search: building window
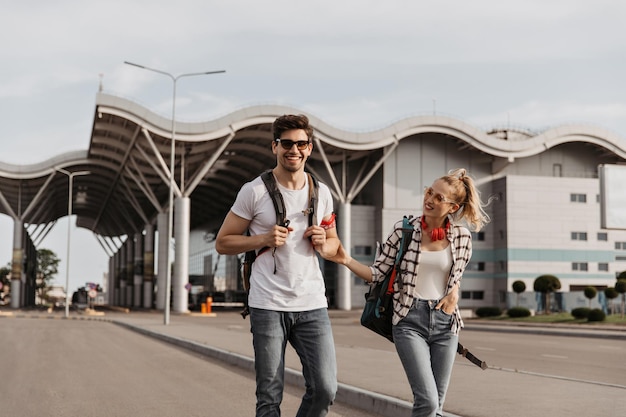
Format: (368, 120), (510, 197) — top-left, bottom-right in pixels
(571, 232), (587, 241)
(570, 193), (586, 203)
(597, 232), (608, 241)
(598, 263), (609, 271)
(572, 262), (588, 271)
(467, 262), (485, 271)
(553, 163), (562, 177)
(471, 232), (485, 241)
(461, 291), (484, 300)
(616, 242), (626, 250)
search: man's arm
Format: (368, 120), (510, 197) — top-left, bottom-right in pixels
(215, 211), (292, 255)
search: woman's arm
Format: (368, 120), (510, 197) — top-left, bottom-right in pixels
(321, 242), (373, 282)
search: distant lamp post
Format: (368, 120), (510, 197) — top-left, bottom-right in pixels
(57, 169), (90, 318)
(124, 61), (225, 325)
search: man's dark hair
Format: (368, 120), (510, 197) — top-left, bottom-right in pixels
(272, 114), (313, 141)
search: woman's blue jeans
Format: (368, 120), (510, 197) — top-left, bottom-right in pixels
(393, 299), (459, 417)
(250, 307), (337, 417)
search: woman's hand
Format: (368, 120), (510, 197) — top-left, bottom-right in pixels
(436, 283), (459, 314)
(319, 241), (350, 265)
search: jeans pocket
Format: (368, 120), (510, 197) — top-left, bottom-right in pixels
(435, 308), (453, 328)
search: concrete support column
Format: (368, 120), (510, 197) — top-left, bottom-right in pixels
(156, 212), (169, 311)
(173, 197), (190, 313)
(108, 255), (115, 306)
(133, 232), (143, 308)
(126, 239), (134, 306)
(336, 202), (352, 310)
(10, 219), (23, 309)
(114, 251), (120, 306)
(120, 243), (128, 306)
(143, 224), (155, 309)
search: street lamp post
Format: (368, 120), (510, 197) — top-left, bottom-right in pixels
(57, 169), (91, 319)
(124, 61), (225, 325)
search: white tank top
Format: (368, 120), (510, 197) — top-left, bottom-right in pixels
(415, 247), (453, 300)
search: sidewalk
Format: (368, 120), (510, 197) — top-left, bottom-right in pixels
(104, 308), (626, 417)
(4, 307), (625, 417)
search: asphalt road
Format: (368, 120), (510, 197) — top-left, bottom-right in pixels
(0, 318), (381, 417)
(2, 313), (625, 417)
(110, 309), (626, 417)
(454, 327), (625, 387)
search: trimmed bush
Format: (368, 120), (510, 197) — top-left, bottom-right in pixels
(587, 308), (606, 322)
(571, 307), (591, 319)
(507, 307), (531, 318)
(475, 307), (502, 317)
(533, 275), (562, 314)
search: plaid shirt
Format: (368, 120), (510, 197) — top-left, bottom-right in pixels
(369, 216), (472, 334)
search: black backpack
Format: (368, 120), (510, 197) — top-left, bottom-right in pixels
(240, 169), (319, 318)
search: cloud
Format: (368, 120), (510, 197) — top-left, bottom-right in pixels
(1, 0), (626, 294)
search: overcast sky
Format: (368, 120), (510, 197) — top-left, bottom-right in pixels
(1, 0), (625, 294)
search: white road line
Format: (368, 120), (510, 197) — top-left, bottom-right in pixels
(541, 354), (568, 359)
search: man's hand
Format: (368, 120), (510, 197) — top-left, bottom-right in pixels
(304, 224), (339, 258)
(266, 224), (293, 248)
(304, 224), (326, 246)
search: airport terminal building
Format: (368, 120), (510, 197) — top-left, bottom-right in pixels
(1, 92), (625, 313)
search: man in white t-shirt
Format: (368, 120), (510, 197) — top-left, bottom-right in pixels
(216, 114), (340, 417)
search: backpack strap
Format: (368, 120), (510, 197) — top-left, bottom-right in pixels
(261, 169), (288, 227)
(305, 172), (318, 226)
(386, 216), (414, 295)
(395, 216), (414, 265)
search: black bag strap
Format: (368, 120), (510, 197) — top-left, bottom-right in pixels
(395, 215), (414, 268)
(388, 216), (413, 291)
(305, 172), (318, 227)
(261, 169), (288, 227)
(261, 169), (319, 228)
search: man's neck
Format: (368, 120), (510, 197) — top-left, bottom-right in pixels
(272, 167), (307, 190)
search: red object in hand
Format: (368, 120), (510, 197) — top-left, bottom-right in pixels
(320, 213), (336, 230)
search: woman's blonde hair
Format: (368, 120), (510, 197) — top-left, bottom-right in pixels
(440, 168), (491, 231)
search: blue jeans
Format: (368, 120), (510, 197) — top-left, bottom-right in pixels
(250, 307), (337, 417)
(393, 299), (459, 417)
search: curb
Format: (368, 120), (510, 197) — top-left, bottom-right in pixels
(110, 319), (425, 417)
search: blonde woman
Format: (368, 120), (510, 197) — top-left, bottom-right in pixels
(323, 168), (490, 417)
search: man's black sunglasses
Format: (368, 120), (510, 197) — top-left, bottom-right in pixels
(275, 139), (311, 150)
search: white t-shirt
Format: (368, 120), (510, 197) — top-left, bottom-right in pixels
(231, 173), (333, 311)
(415, 247), (453, 300)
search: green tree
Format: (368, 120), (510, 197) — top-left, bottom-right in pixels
(615, 279), (626, 319)
(533, 275), (561, 315)
(604, 287), (618, 315)
(583, 286), (597, 308)
(512, 280), (526, 307)
(37, 249), (60, 304)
